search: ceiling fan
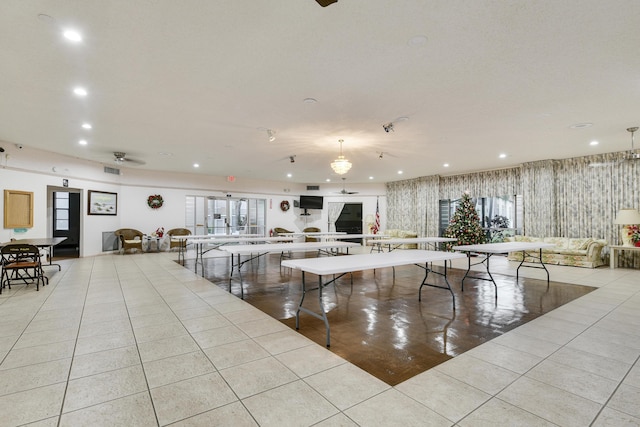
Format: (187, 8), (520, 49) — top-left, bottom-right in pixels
(623, 126), (640, 161)
(113, 152), (145, 166)
(315, 0), (338, 6)
(336, 177), (358, 194)
(589, 127), (640, 167)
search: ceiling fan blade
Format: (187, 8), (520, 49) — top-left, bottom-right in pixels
(124, 158), (146, 166)
(316, 0), (338, 6)
(113, 151), (145, 166)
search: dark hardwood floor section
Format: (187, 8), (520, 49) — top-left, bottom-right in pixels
(186, 253), (595, 386)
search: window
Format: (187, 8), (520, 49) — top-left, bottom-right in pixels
(54, 192), (70, 231)
(439, 195), (523, 241)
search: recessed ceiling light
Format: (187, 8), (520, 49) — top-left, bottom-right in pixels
(326, 178), (331, 182)
(499, 153), (507, 159)
(398, 170), (403, 174)
(408, 35), (428, 47)
(287, 173), (292, 178)
(193, 163), (199, 168)
(303, 98), (317, 104)
(590, 140), (599, 146)
(396, 116), (409, 122)
(158, 152), (174, 156)
(63, 29), (82, 42)
(443, 163), (449, 167)
(78, 139), (87, 145)
(570, 122), (593, 129)
(81, 123), (92, 129)
(73, 87), (87, 96)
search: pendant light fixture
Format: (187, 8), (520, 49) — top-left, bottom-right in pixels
(330, 139), (352, 175)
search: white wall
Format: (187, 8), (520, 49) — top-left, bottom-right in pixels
(1, 147), (386, 256)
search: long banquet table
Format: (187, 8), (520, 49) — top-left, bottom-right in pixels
(369, 236), (456, 252)
(220, 241), (360, 299)
(452, 241), (556, 297)
(281, 249), (467, 347)
(187, 236), (295, 274)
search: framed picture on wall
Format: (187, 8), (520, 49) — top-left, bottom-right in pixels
(88, 190), (117, 215)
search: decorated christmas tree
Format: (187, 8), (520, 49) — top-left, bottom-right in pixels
(444, 193), (486, 249)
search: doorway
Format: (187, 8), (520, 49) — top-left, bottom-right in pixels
(334, 203), (363, 242)
(185, 196), (266, 236)
(50, 188), (81, 258)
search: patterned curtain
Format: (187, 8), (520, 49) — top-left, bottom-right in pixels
(327, 202), (345, 233)
(386, 151), (640, 267)
(386, 176), (439, 236)
(554, 152), (640, 267)
(439, 167), (522, 200)
(521, 160), (558, 237)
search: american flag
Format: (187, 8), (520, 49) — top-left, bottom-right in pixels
(372, 197), (380, 234)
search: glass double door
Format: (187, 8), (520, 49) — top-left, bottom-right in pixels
(186, 196), (266, 236)
(207, 198), (247, 235)
(185, 196), (267, 236)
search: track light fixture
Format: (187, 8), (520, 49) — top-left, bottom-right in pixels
(289, 155), (296, 163)
(379, 152), (384, 159)
(382, 123), (394, 133)
(267, 129), (276, 142)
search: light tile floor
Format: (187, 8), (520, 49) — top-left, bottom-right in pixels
(0, 250), (639, 426)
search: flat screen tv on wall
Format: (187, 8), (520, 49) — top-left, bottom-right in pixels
(299, 195), (324, 210)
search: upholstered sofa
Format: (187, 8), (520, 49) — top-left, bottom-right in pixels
(504, 236), (607, 268)
(379, 229), (418, 249)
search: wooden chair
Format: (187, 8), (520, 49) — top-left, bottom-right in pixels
(114, 229), (144, 254)
(1, 244), (48, 293)
(303, 227), (321, 242)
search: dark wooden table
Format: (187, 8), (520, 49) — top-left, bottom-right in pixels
(0, 237), (68, 270)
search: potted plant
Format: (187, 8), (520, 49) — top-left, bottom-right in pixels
(628, 225), (640, 247)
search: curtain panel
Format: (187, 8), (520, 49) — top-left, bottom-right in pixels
(438, 167), (522, 200)
(386, 151), (640, 267)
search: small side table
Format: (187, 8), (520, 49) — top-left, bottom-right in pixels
(609, 245), (640, 268)
(145, 236), (162, 252)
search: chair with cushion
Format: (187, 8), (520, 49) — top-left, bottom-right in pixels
(167, 228), (191, 250)
(114, 228), (144, 254)
(167, 228), (191, 263)
(1, 244), (48, 293)
(303, 227), (321, 242)
(273, 227), (293, 236)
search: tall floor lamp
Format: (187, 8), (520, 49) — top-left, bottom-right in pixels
(613, 209), (640, 246)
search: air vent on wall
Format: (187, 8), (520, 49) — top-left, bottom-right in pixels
(104, 166), (120, 175)
(306, 185), (320, 191)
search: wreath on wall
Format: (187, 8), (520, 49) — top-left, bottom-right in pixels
(147, 194), (164, 209)
(280, 200), (290, 211)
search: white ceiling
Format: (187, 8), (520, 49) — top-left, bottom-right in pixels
(1, 0), (639, 184)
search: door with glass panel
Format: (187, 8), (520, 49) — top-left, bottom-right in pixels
(52, 191), (81, 257)
(186, 196), (266, 236)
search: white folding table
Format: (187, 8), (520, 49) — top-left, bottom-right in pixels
(370, 237), (456, 252)
(452, 241), (556, 297)
(170, 234), (266, 264)
(220, 241), (360, 299)
(190, 236), (294, 275)
(318, 234), (390, 246)
(281, 250), (467, 347)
